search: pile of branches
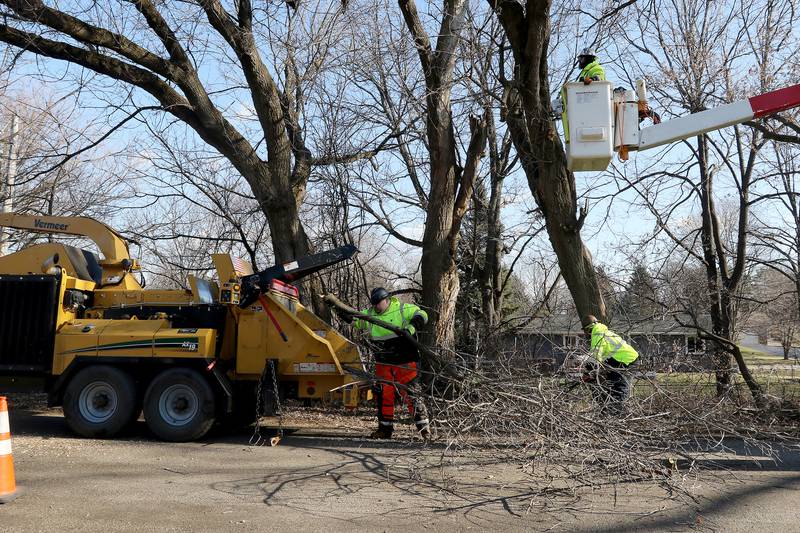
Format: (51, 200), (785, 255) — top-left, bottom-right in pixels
(420, 348), (799, 492)
(324, 294), (799, 499)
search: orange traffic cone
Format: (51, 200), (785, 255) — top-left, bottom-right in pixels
(0, 396), (19, 503)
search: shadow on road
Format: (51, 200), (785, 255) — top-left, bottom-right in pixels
(7, 406), (421, 448)
(8, 408), (157, 441)
(574, 471), (800, 532)
(210, 440), (550, 526)
(8, 411), (72, 438)
(207, 429), (800, 528)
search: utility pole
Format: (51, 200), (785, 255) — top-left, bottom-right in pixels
(0, 114), (18, 256)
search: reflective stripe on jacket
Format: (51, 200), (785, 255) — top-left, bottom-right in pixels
(590, 323), (638, 365)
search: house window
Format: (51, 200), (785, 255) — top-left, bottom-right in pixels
(687, 336), (704, 354)
(563, 335), (581, 348)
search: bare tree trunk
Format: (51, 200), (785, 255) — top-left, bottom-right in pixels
(262, 199), (307, 261)
(697, 131), (765, 402)
(478, 112), (509, 332)
(503, 92), (607, 323)
(729, 344), (765, 407)
(696, 135), (732, 394)
(421, 249), (461, 349)
(479, 178), (502, 329)
(419, 101), (460, 348)
(418, 112), (487, 349)
(541, 187), (606, 322)
(490, 0), (607, 325)
(399, 0), (488, 350)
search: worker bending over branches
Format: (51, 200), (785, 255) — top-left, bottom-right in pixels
(582, 315), (639, 414)
(335, 288), (431, 440)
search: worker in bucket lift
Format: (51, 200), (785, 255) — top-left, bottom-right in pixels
(556, 48), (607, 142)
(576, 48), (605, 84)
(582, 315), (639, 414)
(339, 287), (431, 439)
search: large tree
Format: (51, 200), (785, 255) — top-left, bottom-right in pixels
(397, 0), (489, 349)
(486, 0), (608, 326)
(337, 0), (490, 348)
(0, 0), (386, 272)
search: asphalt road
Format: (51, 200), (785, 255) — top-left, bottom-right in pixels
(2, 408), (800, 532)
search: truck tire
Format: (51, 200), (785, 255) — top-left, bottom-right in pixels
(143, 368), (216, 442)
(63, 365), (138, 438)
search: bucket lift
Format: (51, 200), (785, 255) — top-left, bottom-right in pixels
(564, 80), (800, 172)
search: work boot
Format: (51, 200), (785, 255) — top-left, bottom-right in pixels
(369, 425), (393, 439)
(419, 427), (432, 441)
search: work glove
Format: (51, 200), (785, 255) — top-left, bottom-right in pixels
(410, 315), (426, 333)
(583, 76), (593, 85)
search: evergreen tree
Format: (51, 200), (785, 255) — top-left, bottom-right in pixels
(619, 264), (659, 319)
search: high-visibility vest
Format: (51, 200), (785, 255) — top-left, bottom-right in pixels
(590, 323), (639, 365)
(577, 60), (606, 82)
(354, 297), (428, 340)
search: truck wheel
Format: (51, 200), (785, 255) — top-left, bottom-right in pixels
(143, 368), (216, 442)
(63, 365), (138, 438)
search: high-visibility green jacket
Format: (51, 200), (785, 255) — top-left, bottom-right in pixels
(589, 323), (638, 365)
(354, 297), (428, 363)
(562, 60), (607, 143)
(577, 60), (606, 82)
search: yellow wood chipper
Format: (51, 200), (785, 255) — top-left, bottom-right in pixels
(0, 213), (366, 441)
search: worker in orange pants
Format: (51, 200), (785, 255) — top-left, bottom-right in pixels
(374, 361), (429, 439)
(339, 287), (430, 439)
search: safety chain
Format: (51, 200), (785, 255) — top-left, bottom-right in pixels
(248, 359), (284, 446)
(249, 363), (268, 446)
(269, 358), (285, 446)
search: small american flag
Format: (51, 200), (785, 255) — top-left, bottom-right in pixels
(232, 256), (254, 276)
